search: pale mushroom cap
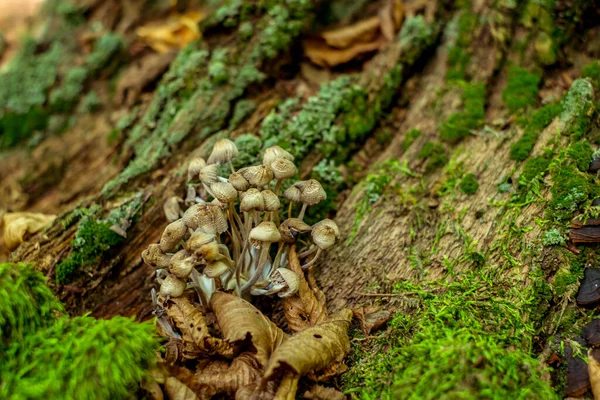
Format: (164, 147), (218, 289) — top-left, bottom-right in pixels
(203, 260), (230, 278)
(208, 138), (239, 164)
(261, 190), (280, 211)
(240, 188), (265, 212)
(239, 165), (273, 187)
(271, 158), (297, 180)
(210, 181), (238, 203)
(283, 185), (302, 203)
(249, 221), (281, 245)
(142, 244), (171, 268)
(198, 164), (220, 184)
(275, 268), (299, 298)
(169, 250), (196, 278)
(312, 218), (340, 239)
(182, 203), (228, 234)
(159, 219), (188, 252)
(279, 218), (311, 243)
(163, 196), (183, 222)
(187, 158), (206, 181)
(186, 228), (216, 250)
(228, 171), (250, 191)
(263, 145), (294, 166)
(311, 224), (337, 250)
(297, 179), (327, 205)
(159, 274), (187, 298)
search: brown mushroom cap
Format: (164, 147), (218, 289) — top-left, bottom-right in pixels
(271, 158), (297, 180)
(249, 221), (281, 247)
(183, 203), (228, 234)
(261, 190), (280, 211)
(311, 223), (337, 250)
(229, 172), (250, 191)
(263, 145), (294, 166)
(198, 164), (220, 184)
(187, 158), (206, 181)
(283, 185), (302, 203)
(297, 179), (327, 205)
(211, 181), (238, 203)
(240, 188), (265, 212)
(279, 218), (311, 243)
(159, 219), (188, 252)
(239, 165), (273, 187)
(163, 196), (183, 222)
(169, 249), (196, 278)
(208, 138), (239, 165)
(142, 244), (171, 268)
(160, 274), (187, 298)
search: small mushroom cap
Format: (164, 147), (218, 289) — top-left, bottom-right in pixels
(204, 260), (230, 278)
(271, 158), (297, 180)
(229, 172), (250, 191)
(312, 218), (340, 238)
(239, 165), (273, 187)
(163, 196), (183, 222)
(296, 179), (327, 205)
(159, 219), (188, 252)
(198, 164), (220, 184)
(187, 158), (207, 181)
(210, 181), (238, 203)
(160, 274), (187, 298)
(261, 190), (280, 211)
(263, 145), (294, 166)
(185, 229), (216, 250)
(142, 244), (171, 268)
(169, 250), (196, 278)
(274, 268), (299, 298)
(182, 203), (228, 234)
(249, 221), (281, 246)
(279, 218), (311, 243)
(283, 185), (302, 203)
(311, 221), (338, 250)
(240, 188), (265, 212)
(208, 138), (239, 165)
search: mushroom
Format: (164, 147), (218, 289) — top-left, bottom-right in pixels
(302, 219), (339, 269)
(163, 196), (183, 222)
(142, 244), (172, 268)
(577, 268), (600, 306)
(229, 171), (250, 191)
(270, 158), (297, 193)
(241, 221), (281, 294)
(207, 138), (239, 168)
(239, 165), (273, 188)
(204, 260), (230, 278)
(279, 218), (311, 244)
(198, 164), (220, 185)
(160, 274), (187, 298)
(250, 268), (299, 298)
(284, 179), (326, 220)
(240, 188), (264, 212)
(210, 181), (238, 204)
(169, 250), (197, 279)
(182, 203), (228, 234)
(261, 189), (280, 222)
(263, 145), (294, 166)
(187, 158), (206, 182)
(159, 219), (188, 252)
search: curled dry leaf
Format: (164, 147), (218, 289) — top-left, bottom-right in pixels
(321, 17), (380, 49)
(353, 305), (392, 336)
(2, 212), (56, 251)
(303, 384), (346, 400)
(165, 376), (199, 400)
(274, 373), (299, 400)
(136, 11), (204, 53)
(303, 39), (383, 68)
(264, 309), (353, 381)
(590, 348), (600, 399)
(283, 246), (328, 332)
(166, 297), (234, 358)
(211, 292), (287, 367)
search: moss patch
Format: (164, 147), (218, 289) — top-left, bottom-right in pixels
(440, 82), (485, 143)
(582, 61), (600, 89)
(446, 12), (477, 81)
(401, 128), (422, 151)
(510, 102), (561, 161)
(502, 66), (541, 114)
(458, 173), (479, 195)
(560, 78), (595, 140)
(418, 141), (449, 172)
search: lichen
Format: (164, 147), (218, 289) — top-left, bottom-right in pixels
(560, 78), (595, 140)
(439, 81), (485, 143)
(541, 228), (566, 247)
(502, 66), (541, 114)
(582, 61), (600, 89)
(0, 263), (64, 349)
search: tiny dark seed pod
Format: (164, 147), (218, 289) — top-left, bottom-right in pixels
(159, 219), (188, 252)
(576, 268), (600, 306)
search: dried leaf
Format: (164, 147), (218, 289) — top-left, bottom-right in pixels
(165, 376), (199, 400)
(2, 212), (56, 250)
(303, 38), (383, 68)
(303, 385), (345, 400)
(283, 246), (328, 332)
(570, 226), (600, 243)
(166, 297), (234, 357)
(274, 373), (299, 400)
(378, 0), (395, 41)
(211, 292), (287, 367)
(136, 11), (204, 53)
(264, 309), (352, 380)
(589, 348), (600, 399)
(353, 306), (392, 336)
(571, 217), (600, 229)
(321, 17), (380, 49)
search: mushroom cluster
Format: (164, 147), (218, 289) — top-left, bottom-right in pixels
(142, 139), (340, 305)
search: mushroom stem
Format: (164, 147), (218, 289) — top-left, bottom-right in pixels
(301, 248), (322, 269)
(298, 203), (308, 220)
(227, 205), (241, 263)
(298, 245), (317, 259)
(273, 209), (280, 226)
(241, 246), (269, 294)
(274, 179), (283, 195)
(235, 240), (249, 295)
(272, 243), (285, 271)
(229, 161), (236, 174)
(288, 202), (293, 219)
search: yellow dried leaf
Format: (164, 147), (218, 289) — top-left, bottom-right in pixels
(2, 212), (55, 251)
(274, 373), (299, 400)
(211, 292), (287, 367)
(264, 309), (352, 380)
(165, 376), (199, 400)
(589, 348), (600, 399)
(166, 297), (234, 358)
(283, 246), (328, 332)
(321, 17), (380, 49)
(303, 38), (383, 68)
(136, 11), (204, 53)
(303, 385), (345, 400)
(353, 305), (392, 336)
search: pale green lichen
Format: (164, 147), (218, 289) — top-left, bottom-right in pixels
(542, 228), (565, 247)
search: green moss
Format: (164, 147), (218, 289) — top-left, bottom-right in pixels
(345, 270), (557, 399)
(231, 133), (262, 169)
(510, 102), (561, 161)
(398, 16), (434, 64)
(551, 257), (584, 298)
(535, 31), (557, 65)
(518, 155), (551, 186)
(582, 61), (600, 89)
(458, 173), (479, 195)
(401, 128), (422, 151)
(502, 66), (541, 114)
(0, 316), (158, 399)
(229, 99), (256, 129)
(0, 263), (64, 349)
(419, 141), (448, 172)
(541, 228), (565, 247)
(447, 12), (477, 81)
(440, 82), (485, 143)
(560, 78), (595, 139)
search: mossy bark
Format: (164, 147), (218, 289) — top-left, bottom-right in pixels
(2, 0), (600, 397)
